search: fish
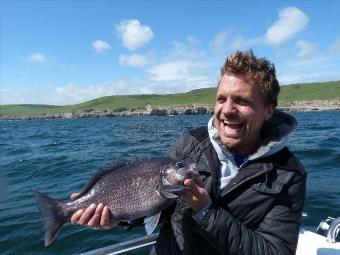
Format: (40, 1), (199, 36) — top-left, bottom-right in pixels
(33, 157), (197, 246)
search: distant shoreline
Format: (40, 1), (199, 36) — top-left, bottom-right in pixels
(1, 101), (339, 121)
(1, 81), (339, 120)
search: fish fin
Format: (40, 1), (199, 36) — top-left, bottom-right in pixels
(78, 159), (140, 197)
(159, 191), (178, 199)
(159, 185), (187, 199)
(33, 189), (68, 246)
(144, 212), (161, 235)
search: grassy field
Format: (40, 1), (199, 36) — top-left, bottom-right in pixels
(278, 80), (340, 105)
(69, 87), (217, 111)
(1, 80), (339, 117)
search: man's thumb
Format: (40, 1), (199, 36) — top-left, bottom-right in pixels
(70, 192), (80, 201)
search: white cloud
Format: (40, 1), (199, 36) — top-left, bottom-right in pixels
(210, 30), (265, 52)
(28, 53), (47, 63)
(117, 19), (154, 50)
(330, 37), (340, 54)
(148, 61), (200, 81)
(296, 40), (317, 59)
(142, 35), (214, 92)
(229, 35), (248, 51)
(278, 70), (339, 85)
(93, 39), (112, 53)
(1, 76), (214, 105)
(0, 84), (116, 105)
(186, 35), (200, 45)
(118, 54), (149, 67)
(283, 55), (333, 69)
(278, 55), (340, 84)
(54, 83), (117, 104)
(146, 60), (215, 93)
(164, 39), (206, 61)
(210, 30), (229, 49)
(115, 80), (128, 90)
(265, 7), (309, 44)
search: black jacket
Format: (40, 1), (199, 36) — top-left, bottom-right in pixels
(155, 124), (306, 255)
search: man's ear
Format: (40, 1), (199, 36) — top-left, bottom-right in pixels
(264, 104), (275, 121)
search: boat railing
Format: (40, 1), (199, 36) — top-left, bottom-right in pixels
(78, 233), (159, 255)
(317, 217), (340, 243)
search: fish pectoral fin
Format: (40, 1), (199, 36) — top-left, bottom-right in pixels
(144, 212), (161, 235)
(159, 185), (186, 199)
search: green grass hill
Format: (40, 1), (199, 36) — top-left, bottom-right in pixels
(1, 80), (339, 117)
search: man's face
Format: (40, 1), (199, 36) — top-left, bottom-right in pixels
(214, 74), (274, 154)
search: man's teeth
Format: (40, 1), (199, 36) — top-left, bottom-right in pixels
(222, 120), (241, 125)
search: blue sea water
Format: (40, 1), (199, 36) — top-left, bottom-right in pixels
(0, 112), (339, 254)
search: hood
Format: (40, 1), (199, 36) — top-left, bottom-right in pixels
(249, 110), (298, 161)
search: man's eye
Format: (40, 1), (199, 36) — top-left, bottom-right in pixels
(236, 99), (249, 106)
(216, 97), (225, 103)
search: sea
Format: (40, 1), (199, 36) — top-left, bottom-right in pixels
(1, 112), (340, 255)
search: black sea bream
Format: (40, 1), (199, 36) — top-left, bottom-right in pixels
(33, 158), (197, 246)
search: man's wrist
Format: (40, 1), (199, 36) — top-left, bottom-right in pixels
(192, 201), (212, 221)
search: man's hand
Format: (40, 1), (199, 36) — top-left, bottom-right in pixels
(181, 178), (211, 212)
(70, 192), (112, 229)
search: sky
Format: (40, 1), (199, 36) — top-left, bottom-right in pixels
(1, 0), (340, 105)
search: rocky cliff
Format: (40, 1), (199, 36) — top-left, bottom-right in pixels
(1, 100), (339, 121)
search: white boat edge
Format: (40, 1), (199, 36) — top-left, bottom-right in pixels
(297, 229), (340, 255)
(79, 216), (340, 255)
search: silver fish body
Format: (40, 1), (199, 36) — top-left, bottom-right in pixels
(33, 158), (197, 246)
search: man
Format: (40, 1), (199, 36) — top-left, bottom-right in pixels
(71, 50), (306, 254)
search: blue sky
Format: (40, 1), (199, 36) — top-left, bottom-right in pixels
(1, 1), (340, 105)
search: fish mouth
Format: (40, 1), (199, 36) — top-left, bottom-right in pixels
(176, 163), (198, 181)
(184, 170), (198, 179)
(176, 162), (197, 174)
(162, 162), (198, 186)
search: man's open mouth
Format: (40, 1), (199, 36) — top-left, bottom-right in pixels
(222, 119), (244, 136)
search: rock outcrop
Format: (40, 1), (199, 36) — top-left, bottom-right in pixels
(1, 100), (339, 121)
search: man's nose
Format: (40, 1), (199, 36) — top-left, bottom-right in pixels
(221, 100), (236, 115)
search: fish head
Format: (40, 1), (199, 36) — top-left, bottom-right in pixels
(161, 161), (198, 186)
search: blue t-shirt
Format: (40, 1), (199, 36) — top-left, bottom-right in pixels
(233, 154), (248, 167)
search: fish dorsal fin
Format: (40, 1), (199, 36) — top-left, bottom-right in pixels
(77, 159), (140, 198)
(144, 212), (161, 235)
(159, 185), (187, 199)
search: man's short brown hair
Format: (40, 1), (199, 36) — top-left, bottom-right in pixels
(220, 50), (280, 106)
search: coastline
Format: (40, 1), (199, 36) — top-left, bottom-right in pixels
(1, 100), (340, 121)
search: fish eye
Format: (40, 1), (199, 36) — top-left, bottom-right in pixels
(175, 162), (184, 168)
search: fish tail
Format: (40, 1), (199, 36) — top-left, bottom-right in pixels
(33, 189), (68, 246)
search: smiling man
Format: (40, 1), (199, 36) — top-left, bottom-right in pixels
(71, 50), (307, 255)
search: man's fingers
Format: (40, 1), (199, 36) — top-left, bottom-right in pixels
(195, 178), (204, 187)
(87, 203), (104, 227)
(182, 178), (211, 212)
(100, 206), (111, 228)
(70, 192), (80, 201)
(182, 179), (196, 203)
(78, 204), (96, 225)
(70, 203), (111, 229)
(184, 179), (200, 195)
(71, 209), (84, 224)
